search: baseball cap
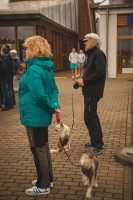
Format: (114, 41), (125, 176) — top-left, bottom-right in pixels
(83, 33), (100, 41)
(10, 49), (17, 54)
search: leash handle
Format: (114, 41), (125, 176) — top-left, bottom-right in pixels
(56, 111), (61, 124)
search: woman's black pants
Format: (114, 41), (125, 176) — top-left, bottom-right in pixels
(26, 127), (53, 189)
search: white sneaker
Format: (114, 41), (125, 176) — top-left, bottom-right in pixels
(72, 75), (74, 79)
(76, 74), (80, 78)
(32, 180), (53, 188)
(26, 186), (50, 195)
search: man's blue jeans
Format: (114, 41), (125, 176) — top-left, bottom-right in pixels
(1, 81), (13, 108)
(0, 82), (3, 108)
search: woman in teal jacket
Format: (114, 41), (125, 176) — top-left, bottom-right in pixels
(19, 35), (60, 196)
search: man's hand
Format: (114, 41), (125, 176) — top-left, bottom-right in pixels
(77, 79), (84, 87)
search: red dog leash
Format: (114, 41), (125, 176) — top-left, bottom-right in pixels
(56, 111), (61, 124)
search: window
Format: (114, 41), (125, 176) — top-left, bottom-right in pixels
(118, 27), (133, 36)
(17, 26), (36, 60)
(0, 27), (15, 50)
(117, 26), (133, 74)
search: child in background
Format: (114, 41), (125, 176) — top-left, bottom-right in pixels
(78, 49), (85, 77)
(69, 48), (78, 79)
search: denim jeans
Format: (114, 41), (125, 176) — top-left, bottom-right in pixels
(84, 95), (104, 149)
(1, 81), (13, 108)
(0, 82), (3, 108)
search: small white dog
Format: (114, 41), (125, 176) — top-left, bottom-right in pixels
(50, 122), (71, 153)
(79, 152), (99, 198)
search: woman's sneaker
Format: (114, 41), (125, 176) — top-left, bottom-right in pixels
(26, 186), (50, 195)
(32, 180), (53, 188)
(72, 75), (74, 79)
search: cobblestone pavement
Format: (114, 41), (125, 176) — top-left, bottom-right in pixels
(0, 71), (133, 200)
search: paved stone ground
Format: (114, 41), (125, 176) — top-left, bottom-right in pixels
(0, 71), (133, 200)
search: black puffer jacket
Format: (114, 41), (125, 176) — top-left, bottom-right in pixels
(0, 57), (2, 80)
(82, 47), (106, 98)
(1, 54), (14, 82)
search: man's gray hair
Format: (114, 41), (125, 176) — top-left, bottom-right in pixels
(83, 33), (101, 48)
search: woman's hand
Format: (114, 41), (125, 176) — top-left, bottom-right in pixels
(55, 108), (61, 113)
(55, 108), (61, 123)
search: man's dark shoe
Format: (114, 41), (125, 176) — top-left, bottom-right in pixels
(84, 143), (92, 148)
(1, 105), (14, 111)
(85, 143), (105, 149)
(88, 147), (103, 155)
(1, 107), (10, 111)
(9, 106), (14, 109)
(93, 148), (103, 155)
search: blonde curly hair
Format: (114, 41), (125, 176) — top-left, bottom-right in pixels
(23, 35), (52, 58)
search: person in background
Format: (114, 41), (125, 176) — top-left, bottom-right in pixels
(0, 55), (3, 108)
(10, 49), (21, 75)
(18, 35), (60, 196)
(20, 61), (26, 70)
(4, 45), (17, 105)
(10, 49), (21, 101)
(5, 44), (11, 52)
(69, 47), (79, 79)
(77, 49), (86, 77)
(0, 47), (14, 111)
(76, 33), (106, 155)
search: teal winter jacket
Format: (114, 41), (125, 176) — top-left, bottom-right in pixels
(18, 57), (60, 127)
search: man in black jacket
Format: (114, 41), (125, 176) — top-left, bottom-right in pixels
(77, 33), (106, 155)
(0, 47), (14, 110)
(0, 56), (3, 108)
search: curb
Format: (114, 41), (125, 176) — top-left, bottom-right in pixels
(115, 146), (133, 168)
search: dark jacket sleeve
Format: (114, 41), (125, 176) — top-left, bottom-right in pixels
(1, 57), (8, 73)
(83, 50), (106, 85)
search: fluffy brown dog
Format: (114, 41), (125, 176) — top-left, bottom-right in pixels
(79, 152), (99, 198)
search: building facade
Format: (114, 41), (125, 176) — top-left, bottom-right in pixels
(0, 0), (78, 71)
(91, 0), (133, 78)
(0, 0), (92, 71)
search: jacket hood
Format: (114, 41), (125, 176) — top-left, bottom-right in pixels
(26, 57), (54, 70)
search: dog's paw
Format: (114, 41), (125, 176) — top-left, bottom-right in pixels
(50, 149), (56, 153)
(86, 192), (91, 198)
(93, 182), (98, 188)
(83, 181), (88, 186)
(58, 149), (63, 152)
(50, 149), (60, 153)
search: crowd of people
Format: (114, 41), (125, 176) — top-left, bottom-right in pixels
(0, 45), (20, 111)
